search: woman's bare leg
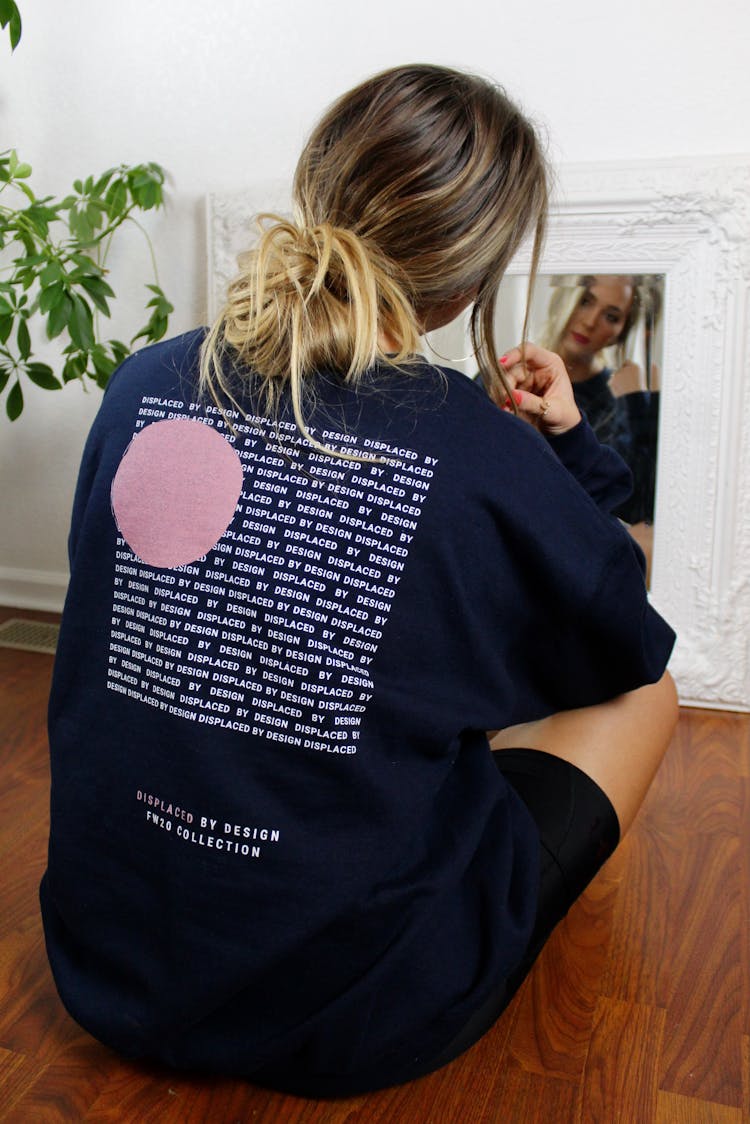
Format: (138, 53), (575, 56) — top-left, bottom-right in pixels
(488, 671), (679, 836)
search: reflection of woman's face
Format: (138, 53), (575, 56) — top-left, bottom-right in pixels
(561, 277), (634, 360)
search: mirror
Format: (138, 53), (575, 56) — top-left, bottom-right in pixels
(208, 156), (750, 709)
(493, 272), (666, 583)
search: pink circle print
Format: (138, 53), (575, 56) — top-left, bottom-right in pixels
(111, 418), (243, 568)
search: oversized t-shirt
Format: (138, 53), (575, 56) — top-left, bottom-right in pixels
(42, 329), (675, 1094)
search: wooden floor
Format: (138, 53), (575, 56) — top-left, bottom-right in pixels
(1, 606), (748, 1123)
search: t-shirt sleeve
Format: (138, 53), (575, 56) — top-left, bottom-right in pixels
(66, 356), (136, 568)
(67, 423), (104, 569)
(508, 532), (674, 718)
(544, 416), (634, 516)
(455, 413), (675, 727)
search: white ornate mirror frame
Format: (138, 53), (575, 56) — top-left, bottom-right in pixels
(207, 156), (750, 710)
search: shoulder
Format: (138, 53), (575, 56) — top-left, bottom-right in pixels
(366, 357), (528, 448)
(83, 328), (207, 449)
(415, 361), (518, 438)
(436, 364), (498, 411)
(420, 366), (633, 526)
(434, 363), (555, 453)
(609, 360), (645, 396)
(104, 328), (206, 400)
(401, 360), (570, 486)
(573, 369), (613, 399)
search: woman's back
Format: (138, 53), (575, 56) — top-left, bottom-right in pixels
(41, 64), (676, 1096)
(42, 324), (672, 1094)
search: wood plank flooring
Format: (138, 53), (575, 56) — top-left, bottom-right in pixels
(1, 606), (747, 1122)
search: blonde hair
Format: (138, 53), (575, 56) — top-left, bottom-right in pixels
(200, 64), (549, 448)
(539, 274), (648, 371)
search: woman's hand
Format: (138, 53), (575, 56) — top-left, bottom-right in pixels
(498, 343), (581, 436)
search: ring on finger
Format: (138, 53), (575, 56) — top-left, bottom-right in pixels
(539, 398), (552, 418)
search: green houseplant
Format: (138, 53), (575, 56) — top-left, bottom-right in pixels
(0, 1), (172, 419)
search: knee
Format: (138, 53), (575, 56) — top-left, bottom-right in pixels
(642, 670), (679, 750)
(657, 670), (680, 727)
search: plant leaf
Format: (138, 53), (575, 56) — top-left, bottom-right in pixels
(110, 339), (130, 365)
(131, 283), (174, 344)
(17, 317), (30, 359)
(12, 250), (46, 268)
(47, 293), (73, 339)
(104, 179), (128, 217)
(68, 294), (94, 350)
(22, 205), (51, 238)
(0, 155), (172, 417)
(15, 180), (35, 203)
(134, 182), (161, 210)
(93, 170), (114, 196)
(91, 346), (116, 387)
(85, 200), (105, 230)
(68, 253), (103, 276)
(62, 352), (87, 383)
(79, 275), (114, 315)
(6, 379), (22, 420)
(27, 362), (62, 390)
(39, 283), (66, 314)
(40, 260), (64, 286)
(3, 1), (22, 51)
(68, 206), (94, 243)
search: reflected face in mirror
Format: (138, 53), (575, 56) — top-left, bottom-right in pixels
(560, 277), (634, 377)
(494, 270), (665, 583)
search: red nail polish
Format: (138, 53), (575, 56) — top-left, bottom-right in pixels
(513, 391), (523, 405)
(499, 355), (508, 365)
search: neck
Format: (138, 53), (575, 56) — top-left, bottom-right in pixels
(378, 329), (405, 354)
(563, 354), (600, 384)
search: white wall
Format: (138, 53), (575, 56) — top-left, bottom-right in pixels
(2, 0), (749, 608)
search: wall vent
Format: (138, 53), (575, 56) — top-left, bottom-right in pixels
(0, 618), (60, 655)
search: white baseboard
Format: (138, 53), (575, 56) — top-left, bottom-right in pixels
(0, 566), (69, 613)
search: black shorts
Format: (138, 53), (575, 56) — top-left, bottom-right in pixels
(423, 747), (620, 1074)
(493, 748), (620, 972)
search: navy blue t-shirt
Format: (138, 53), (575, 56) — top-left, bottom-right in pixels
(42, 329), (674, 1092)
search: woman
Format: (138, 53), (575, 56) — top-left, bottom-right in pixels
(540, 273), (661, 524)
(42, 65), (677, 1097)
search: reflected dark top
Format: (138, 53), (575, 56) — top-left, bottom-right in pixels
(573, 370), (659, 524)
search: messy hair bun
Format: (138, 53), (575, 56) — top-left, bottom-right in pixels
(200, 213), (420, 450)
